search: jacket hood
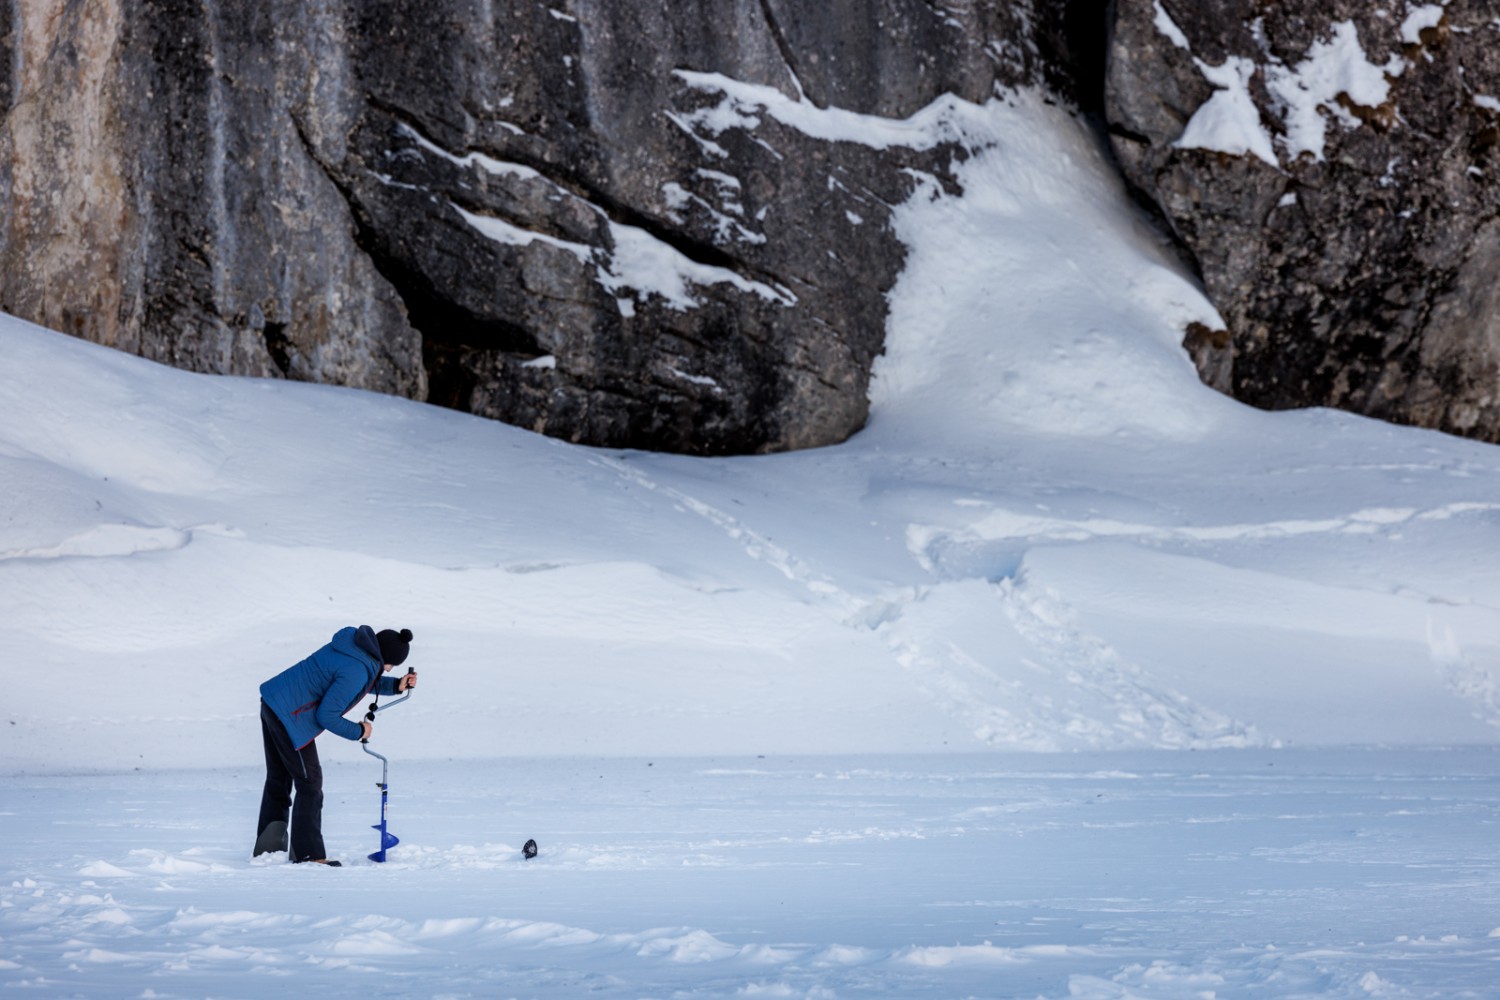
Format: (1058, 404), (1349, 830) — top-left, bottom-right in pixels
(331, 625), (383, 666)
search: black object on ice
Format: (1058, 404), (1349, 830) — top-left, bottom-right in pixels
(523, 839), (538, 860)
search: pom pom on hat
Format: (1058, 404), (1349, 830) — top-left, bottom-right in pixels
(376, 628), (413, 666)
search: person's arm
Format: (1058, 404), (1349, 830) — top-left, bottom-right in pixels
(316, 667), (368, 741)
(377, 669), (418, 696)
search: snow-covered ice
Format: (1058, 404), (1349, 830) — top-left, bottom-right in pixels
(4, 84), (1500, 997)
(5, 752), (1500, 997)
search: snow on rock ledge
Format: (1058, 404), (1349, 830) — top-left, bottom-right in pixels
(1107, 0), (1500, 445)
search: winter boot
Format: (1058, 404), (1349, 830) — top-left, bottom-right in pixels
(253, 820), (289, 857)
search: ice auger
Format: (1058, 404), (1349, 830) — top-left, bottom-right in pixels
(360, 667), (414, 863)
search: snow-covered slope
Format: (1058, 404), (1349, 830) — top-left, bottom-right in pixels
(7, 84), (1500, 1000)
(4, 91), (1500, 777)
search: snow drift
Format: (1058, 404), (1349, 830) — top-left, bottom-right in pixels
(4, 91), (1500, 778)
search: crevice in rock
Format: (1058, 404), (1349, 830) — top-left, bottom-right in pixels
(263, 321), (291, 376)
(1030, 0), (1113, 117)
(1067, 0), (1114, 117)
(1107, 121), (1152, 146)
(757, 0), (813, 105)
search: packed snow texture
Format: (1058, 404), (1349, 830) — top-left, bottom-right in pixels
(5, 752), (1500, 998)
(5, 84), (1500, 998)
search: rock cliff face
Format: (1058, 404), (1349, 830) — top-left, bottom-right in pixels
(8, 1), (1498, 451)
(0, 0), (1080, 454)
(0, 0), (425, 399)
(1106, 0), (1500, 442)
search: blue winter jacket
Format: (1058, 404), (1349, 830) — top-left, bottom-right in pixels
(260, 626), (402, 749)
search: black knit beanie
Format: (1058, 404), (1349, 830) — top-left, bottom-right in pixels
(376, 628), (413, 666)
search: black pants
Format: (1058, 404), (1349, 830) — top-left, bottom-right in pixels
(257, 700), (326, 862)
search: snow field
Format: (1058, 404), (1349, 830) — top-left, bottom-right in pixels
(5, 752), (1500, 998)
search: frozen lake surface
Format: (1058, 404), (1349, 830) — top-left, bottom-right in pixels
(5, 749), (1499, 998)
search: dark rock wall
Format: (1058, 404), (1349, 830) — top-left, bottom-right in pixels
(1107, 0), (1500, 442)
(316, 0), (1053, 453)
(0, 0), (1074, 455)
(7, 0), (1498, 451)
(0, 0), (422, 394)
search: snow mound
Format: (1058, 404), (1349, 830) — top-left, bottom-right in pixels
(2, 90), (1499, 777)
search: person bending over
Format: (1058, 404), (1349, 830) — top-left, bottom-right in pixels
(254, 625), (418, 864)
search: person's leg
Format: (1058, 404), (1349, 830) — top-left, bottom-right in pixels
(288, 738), (326, 862)
(254, 701), (293, 855)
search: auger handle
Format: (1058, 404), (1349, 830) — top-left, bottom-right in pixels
(365, 667), (417, 721)
(362, 741), (389, 787)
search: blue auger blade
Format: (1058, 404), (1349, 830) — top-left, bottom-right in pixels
(369, 785), (398, 863)
(370, 821), (400, 850)
(368, 834), (400, 861)
(369, 823), (399, 862)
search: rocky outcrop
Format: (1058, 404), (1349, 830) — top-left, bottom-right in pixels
(1106, 0), (1500, 442)
(0, 0), (426, 397)
(0, 0), (1084, 455)
(22, 0), (1496, 451)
